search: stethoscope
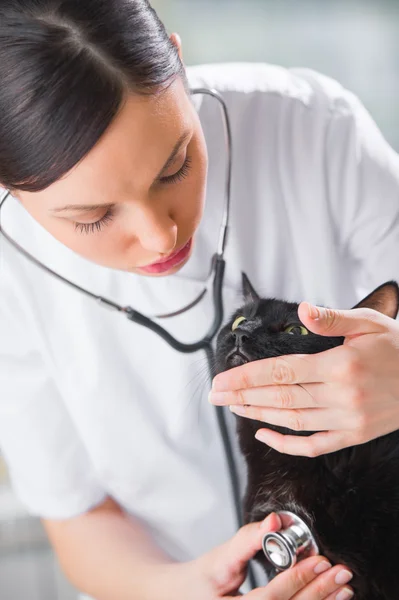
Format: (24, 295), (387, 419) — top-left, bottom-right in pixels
(263, 511), (319, 571)
(0, 88), (318, 586)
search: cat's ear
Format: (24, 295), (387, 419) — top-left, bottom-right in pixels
(352, 281), (399, 319)
(242, 272), (260, 304)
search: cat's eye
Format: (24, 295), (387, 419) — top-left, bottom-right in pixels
(284, 325), (309, 336)
(232, 316), (246, 332)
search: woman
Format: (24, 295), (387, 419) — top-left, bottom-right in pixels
(0, 1), (398, 599)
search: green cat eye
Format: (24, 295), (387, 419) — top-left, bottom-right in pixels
(284, 325), (309, 335)
(232, 316), (246, 332)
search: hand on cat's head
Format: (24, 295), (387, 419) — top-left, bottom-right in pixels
(210, 276), (399, 457)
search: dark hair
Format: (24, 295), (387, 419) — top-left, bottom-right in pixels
(0, 0), (186, 192)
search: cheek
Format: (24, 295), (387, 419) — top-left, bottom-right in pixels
(70, 224), (136, 268)
(35, 214), (132, 269)
(17, 200), (97, 260)
(170, 136), (208, 229)
(174, 171), (206, 229)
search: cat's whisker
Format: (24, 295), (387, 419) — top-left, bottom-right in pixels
(184, 360), (212, 392)
(181, 360), (212, 413)
(184, 349), (221, 421)
(175, 362), (216, 434)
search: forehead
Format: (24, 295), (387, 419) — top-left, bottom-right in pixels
(239, 299), (300, 322)
(20, 78), (194, 210)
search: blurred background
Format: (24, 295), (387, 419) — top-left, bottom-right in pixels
(153, 0), (399, 150)
(1, 1), (398, 598)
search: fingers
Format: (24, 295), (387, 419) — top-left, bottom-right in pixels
(254, 429), (352, 458)
(211, 347), (347, 392)
(291, 564), (354, 600)
(210, 344), (368, 407)
(211, 383), (326, 409)
(323, 588), (354, 600)
(298, 303), (387, 338)
(229, 405), (346, 433)
(240, 558), (353, 600)
(226, 513), (282, 567)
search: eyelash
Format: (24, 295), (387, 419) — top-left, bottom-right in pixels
(74, 156), (193, 235)
(74, 209), (115, 235)
(159, 155), (192, 185)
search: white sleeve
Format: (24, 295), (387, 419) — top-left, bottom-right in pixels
(324, 84), (399, 292)
(0, 264), (107, 519)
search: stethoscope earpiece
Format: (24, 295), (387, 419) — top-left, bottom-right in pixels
(262, 511), (319, 571)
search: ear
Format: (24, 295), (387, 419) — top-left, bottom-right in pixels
(353, 281), (399, 319)
(170, 33), (183, 61)
(242, 272), (260, 305)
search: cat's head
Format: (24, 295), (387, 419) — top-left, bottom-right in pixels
(216, 275), (399, 374)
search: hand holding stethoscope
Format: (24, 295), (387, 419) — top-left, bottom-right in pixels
(179, 513), (354, 599)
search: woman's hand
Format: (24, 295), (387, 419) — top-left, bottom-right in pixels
(210, 304), (399, 456)
(186, 513), (353, 599)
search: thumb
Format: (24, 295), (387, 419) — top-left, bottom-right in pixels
(210, 513), (282, 587)
(208, 513), (282, 595)
(227, 513), (282, 566)
(298, 303), (386, 338)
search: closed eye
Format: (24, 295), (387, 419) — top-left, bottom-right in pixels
(159, 156), (192, 185)
(74, 208), (115, 234)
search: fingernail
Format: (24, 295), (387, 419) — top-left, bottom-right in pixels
(255, 430), (270, 443)
(335, 570), (353, 585)
(259, 514), (272, 529)
(336, 588), (354, 600)
(229, 405), (245, 415)
(313, 560), (332, 574)
(259, 513), (277, 530)
(307, 303), (320, 319)
(208, 392), (227, 405)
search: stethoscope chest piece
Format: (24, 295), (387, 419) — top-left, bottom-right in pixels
(262, 511), (319, 571)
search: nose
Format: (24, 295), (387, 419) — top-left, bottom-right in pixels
(233, 329), (249, 345)
(136, 207), (178, 255)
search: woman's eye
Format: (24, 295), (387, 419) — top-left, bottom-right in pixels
(283, 325), (309, 336)
(73, 155), (192, 235)
(74, 209), (115, 234)
(160, 156), (192, 185)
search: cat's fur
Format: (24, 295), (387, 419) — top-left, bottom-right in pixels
(215, 276), (399, 600)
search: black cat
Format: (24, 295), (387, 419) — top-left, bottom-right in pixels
(215, 275), (399, 600)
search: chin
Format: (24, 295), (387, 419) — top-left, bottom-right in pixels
(225, 354), (249, 369)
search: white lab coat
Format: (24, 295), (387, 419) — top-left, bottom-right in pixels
(0, 63), (399, 596)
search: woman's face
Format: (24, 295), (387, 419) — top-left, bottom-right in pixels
(16, 76), (208, 277)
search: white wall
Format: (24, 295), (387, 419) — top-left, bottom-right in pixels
(152, 0), (399, 150)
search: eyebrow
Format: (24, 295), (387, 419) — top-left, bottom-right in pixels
(51, 130), (191, 214)
(51, 202), (115, 214)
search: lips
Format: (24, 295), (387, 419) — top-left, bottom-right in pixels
(138, 239), (192, 275)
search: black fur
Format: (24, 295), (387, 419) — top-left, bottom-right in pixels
(215, 277), (399, 600)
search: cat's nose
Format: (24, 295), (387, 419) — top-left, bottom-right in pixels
(233, 329), (249, 345)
